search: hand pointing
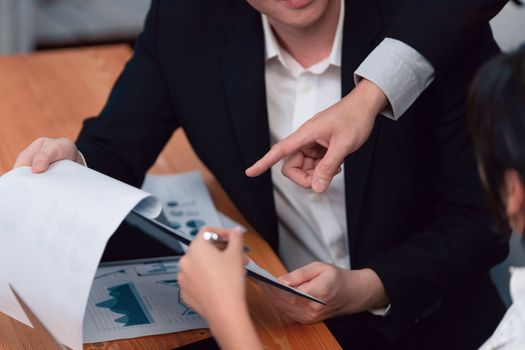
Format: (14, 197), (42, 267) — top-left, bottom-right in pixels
(246, 79), (388, 193)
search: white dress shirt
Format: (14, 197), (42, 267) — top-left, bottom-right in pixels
(264, 1), (349, 271)
(263, 0), (434, 273)
(479, 267), (525, 350)
(264, 0), (434, 317)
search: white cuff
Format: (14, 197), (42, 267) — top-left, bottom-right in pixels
(354, 38), (435, 120)
(369, 303), (391, 317)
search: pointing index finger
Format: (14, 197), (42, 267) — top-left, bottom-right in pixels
(245, 130), (311, 177)
(245, 144), (287, 177)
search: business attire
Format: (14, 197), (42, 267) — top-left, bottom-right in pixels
(356, 0), (509, 118)
(76, 0), (508, 348)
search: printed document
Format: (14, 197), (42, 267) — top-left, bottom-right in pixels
(0, 161), (161, 350)
(84, 257), (206, 343)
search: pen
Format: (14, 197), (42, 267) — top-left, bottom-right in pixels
(202, 231), (250, 252)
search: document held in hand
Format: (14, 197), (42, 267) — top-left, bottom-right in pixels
(0, 160), (324, 350)
(0, 160), (161, 350)
(127, 210), (326, 305)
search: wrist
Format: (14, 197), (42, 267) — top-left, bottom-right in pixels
(359, 268), (389, 310)
(348, 79), (389, 117)
(209, 304), (261, 350)
(207, 299), (250, 332)
(343, 268), (389, 313)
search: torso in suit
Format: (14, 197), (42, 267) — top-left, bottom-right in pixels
(77, 1), (509, 348)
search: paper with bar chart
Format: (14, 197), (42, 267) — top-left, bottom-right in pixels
(0, 162), (320, 348)
(0, 161), (161, 350)
(141, 173), (247, 252)
(83, 258), (206, 343)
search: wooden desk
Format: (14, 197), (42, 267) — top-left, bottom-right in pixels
(0, 45), (341, 350)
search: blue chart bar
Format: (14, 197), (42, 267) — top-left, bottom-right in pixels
(96, 283), (153, 326)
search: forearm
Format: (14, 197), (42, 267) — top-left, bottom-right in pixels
(208, 304), (262, 350)
(361, 217), (507, 336)
(356, 1), (507, 120)
(342, 79), (388, 119)
(355, 39), (434, 119)
(76, 133), (139, 186)
(76, 0), (179, 186)
(359, 268), (389, 310)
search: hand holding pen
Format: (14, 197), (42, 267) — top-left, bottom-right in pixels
(177, 227), (262, 349)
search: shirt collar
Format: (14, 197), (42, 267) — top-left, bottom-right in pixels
(262, 0), (344, 70)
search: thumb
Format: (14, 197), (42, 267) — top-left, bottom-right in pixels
(311, 141), (347, 193)
(279, 262), (325, 287)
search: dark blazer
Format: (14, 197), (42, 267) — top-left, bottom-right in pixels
(77, 1), (509, 349)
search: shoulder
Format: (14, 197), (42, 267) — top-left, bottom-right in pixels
(152, 0), (248, 37)
(151, 0), (259, 51)
(373, 0), (407, 25)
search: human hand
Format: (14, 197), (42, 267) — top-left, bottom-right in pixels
(13, 137), (84, 173)
(264, 262), (388, 324)
(178, 227), (262, 349)
(246, 79), (388, 193)
(178, 227), (248, 324)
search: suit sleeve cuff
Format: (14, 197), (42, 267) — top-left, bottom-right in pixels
(354, 38), (435, 120)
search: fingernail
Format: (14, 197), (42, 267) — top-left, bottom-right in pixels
(313, 178), (328, 192)
(279, 275), (291, 285)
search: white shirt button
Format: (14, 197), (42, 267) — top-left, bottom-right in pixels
(312, 193), (323, 202)
(302, 84), (312, 93)
(334, 244), (345, 259)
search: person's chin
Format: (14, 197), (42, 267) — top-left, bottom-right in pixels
(273, 2), (326, 28)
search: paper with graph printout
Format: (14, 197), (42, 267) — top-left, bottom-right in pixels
(84, 257), (207, 343)
(0, 160), (161, 350)
(142, 172), (225, 238)
(141, 172), (325, 305)
(141, 172), (247, 247)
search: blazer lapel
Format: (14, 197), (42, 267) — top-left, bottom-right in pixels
(341, 0), (384, 261)
(221, 2), (269, 170)
(220, 2), (278, 246)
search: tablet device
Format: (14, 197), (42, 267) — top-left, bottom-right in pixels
(101, 211), (184, 262)
(127, 210), (326, 305)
